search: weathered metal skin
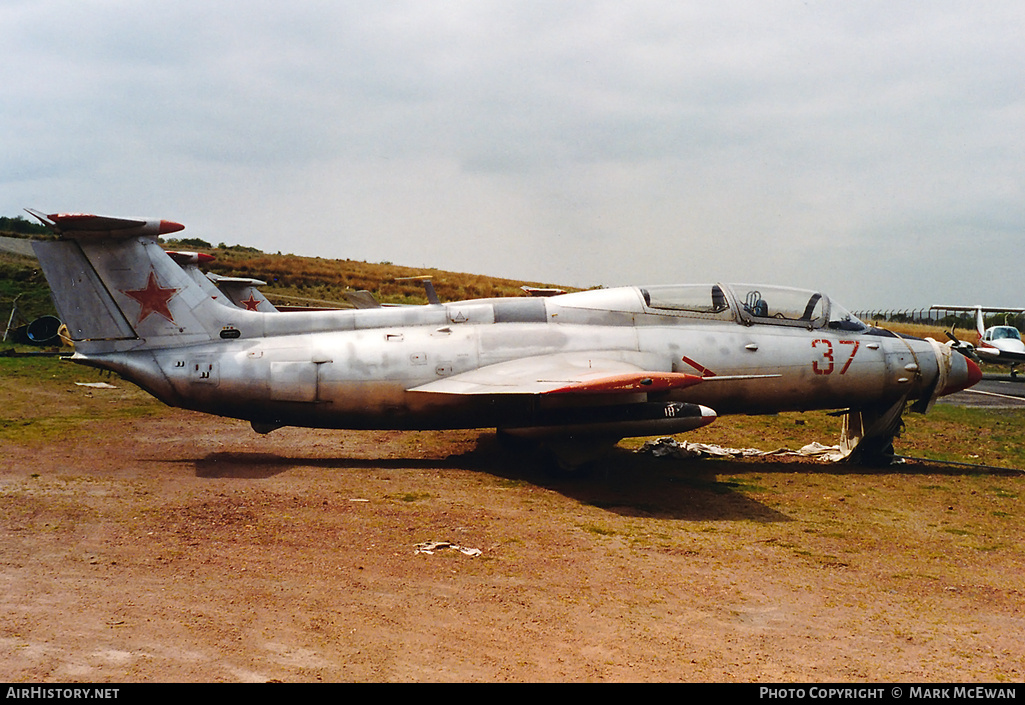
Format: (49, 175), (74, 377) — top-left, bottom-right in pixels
(31, 218), (980, 450)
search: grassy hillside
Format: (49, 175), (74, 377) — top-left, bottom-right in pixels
(196, 243), (575, 307)
(0, 251), (57, 321)
(0, 224), (576, 329)
(1, 218), (59, 322)
(860, 319), (972, 343)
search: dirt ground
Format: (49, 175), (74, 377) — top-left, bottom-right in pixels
(2, 405), (1023, 682)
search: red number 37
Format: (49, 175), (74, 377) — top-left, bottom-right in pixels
(812, 339), (859, 375)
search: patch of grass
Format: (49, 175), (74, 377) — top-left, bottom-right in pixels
(386, 492), (431, 503)
(578, 523), (617, 537)
(721, 477), (769, 493)
(900, 406), (1025, 470)
(0, 356), (164, 442)
(494, 478), (528, 489)
(867, 320), (974, 342)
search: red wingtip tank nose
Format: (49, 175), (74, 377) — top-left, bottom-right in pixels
(941, 355), (983, 396)
(964, 357), (983, 389)
(158, 220), (185, 235)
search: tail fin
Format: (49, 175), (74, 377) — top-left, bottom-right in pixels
(31, 212), (226, 353)
(163, 250), (281, 313)
(205, 272), (280, 312)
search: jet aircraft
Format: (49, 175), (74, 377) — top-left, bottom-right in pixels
(165, 250), (280, 313)
(931, 305), (1025, 376)
(29, 211), (981, 467)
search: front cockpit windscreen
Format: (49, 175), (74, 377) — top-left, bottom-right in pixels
(826, 299), (869, 332)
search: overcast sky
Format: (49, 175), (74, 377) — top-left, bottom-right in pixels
(2, 1), (1022, 309)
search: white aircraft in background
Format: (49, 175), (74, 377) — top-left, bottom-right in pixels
(931, 305), (1025, 376)
(28, 211), (981, 468)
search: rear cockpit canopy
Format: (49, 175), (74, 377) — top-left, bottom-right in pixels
(640, 284), (733, 320)
(639, 283), (868, 331)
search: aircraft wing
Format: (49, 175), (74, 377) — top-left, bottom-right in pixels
(977, 347), (1025, 363)
(408, 352), (703, 396)
(932, 305), (1025, 313)
(409, 352), (717, 441)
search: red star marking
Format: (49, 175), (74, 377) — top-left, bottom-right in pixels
(240, 293), (261, 311)
(121, 271), (180, 324)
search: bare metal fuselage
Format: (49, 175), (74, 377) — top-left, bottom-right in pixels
(28, 215), (981, 459)
(73, 287), (954, 432)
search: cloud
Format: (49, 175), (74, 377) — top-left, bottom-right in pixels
(2, 1), (1023, 308)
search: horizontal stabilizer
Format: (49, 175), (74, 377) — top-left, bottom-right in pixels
(206, 272), (269, 287)
(167, 251), (216, 265)
(29, 210), (184, 238)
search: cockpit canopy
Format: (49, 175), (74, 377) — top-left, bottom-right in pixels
(986, 326), (1022, 342)
(639, 283), (868, 331)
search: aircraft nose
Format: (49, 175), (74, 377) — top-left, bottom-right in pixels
(940, 353), (983, 396)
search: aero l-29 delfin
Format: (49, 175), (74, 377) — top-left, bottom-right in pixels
(29, 211), (981, 467)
